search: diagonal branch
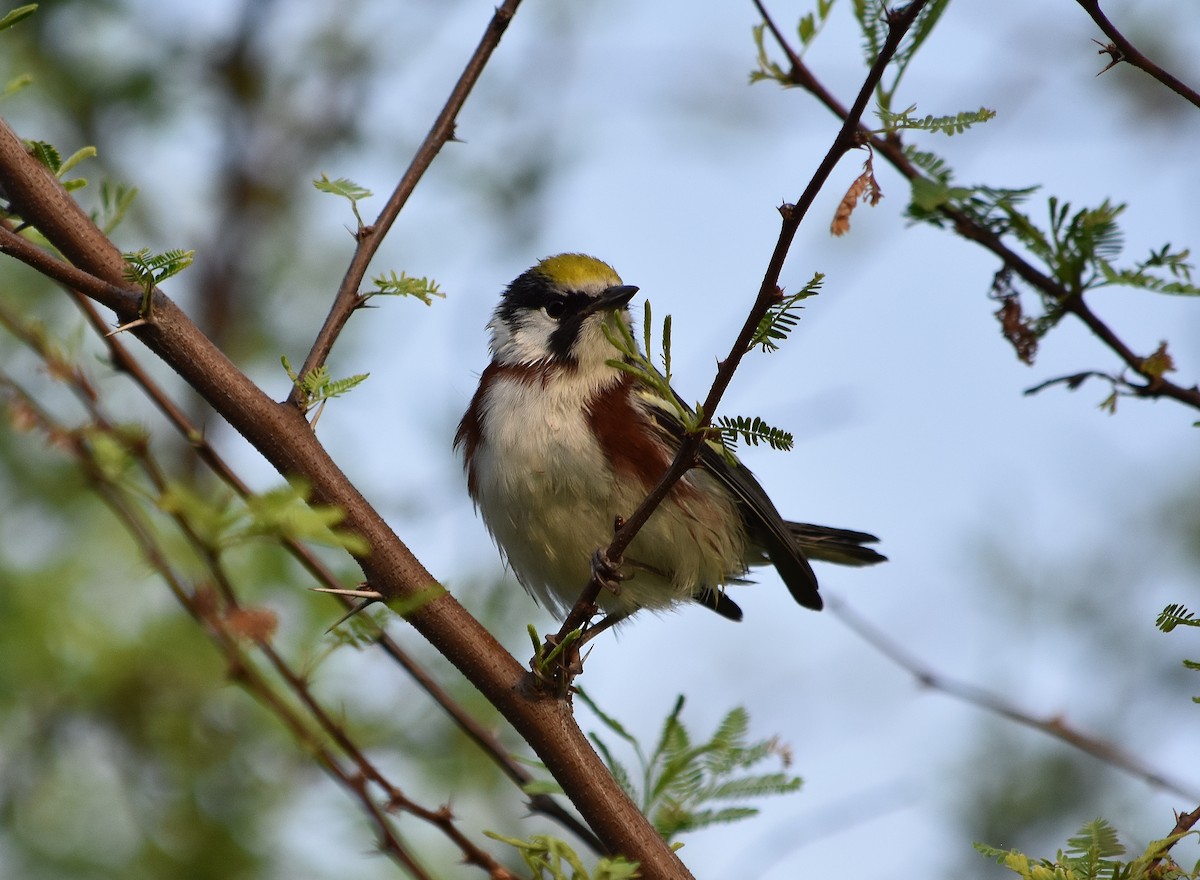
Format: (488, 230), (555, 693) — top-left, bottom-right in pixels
(0, 322), (529, 875)
(1074, 0), (1200, 109)
(50, 293), (603, 854)
(828, 597), (1200, 801)
(286, 0), (522, 408)
(551, 0), (932, 648)
(1147, 805), (1200, 874)
(0, 116), (688, 875)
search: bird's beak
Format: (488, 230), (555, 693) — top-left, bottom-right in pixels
(588, 284), (639, 314)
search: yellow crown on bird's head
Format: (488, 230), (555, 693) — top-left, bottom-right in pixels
(533, 253), (623, 291)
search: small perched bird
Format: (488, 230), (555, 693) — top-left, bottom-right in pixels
(455, 254), (883, 625)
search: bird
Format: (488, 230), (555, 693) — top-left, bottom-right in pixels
(454, 253), (884, 627)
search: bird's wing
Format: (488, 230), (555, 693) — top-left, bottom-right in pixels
(631, 386), (822, 610)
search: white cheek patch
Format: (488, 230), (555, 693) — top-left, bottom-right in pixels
(488, 310), (557, 366)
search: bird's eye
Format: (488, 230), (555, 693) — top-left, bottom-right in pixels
(543, 297), (567, 319)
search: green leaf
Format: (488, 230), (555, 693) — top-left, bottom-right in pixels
(587, 734), (637, 801)
(94, 181), (139, 234)
(122, 247), (196, 292)
(704, 772), (803, 801)
(160, 480), (368, 556)
(797, 0), (837, 50)
(25, 139), (61, 173)
(884, 0), (952, 106)
(1157, 603), (1196, 632)
(3, 73), (33, 99)
(313, 173), (371, 202)
(484, 833), (641, 880)
(80, 424), (143, 483)
(370, 270), (444, 305)
(574, 693), (802, 843)
(238, 481), (369, 555)
(59, 145), (96, 176)
(875, 103), (996, 136)
(1065, 818), (1125, 875)
(749, 24), (791, 86)
(281, 354), (368, 419)
(708, 706), (750, 761)
(852, 0), (885, 67)
(314, 173), (371, 227)
(0, 4), (37, 33)
(898, 0), (951, 72)
(575, 688), (639, 746)
(1097, 244), (1200, 296)
(751, 274), (821, 353)
(715, 415), (794, 452)
(601, 299), (699, 433)
(157, 482), (240, 550)
(520, 779), (565, 797)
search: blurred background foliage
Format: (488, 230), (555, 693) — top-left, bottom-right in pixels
(1, 0), (1198, 878)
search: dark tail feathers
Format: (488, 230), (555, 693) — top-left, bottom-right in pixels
(788, 522), (886, 567)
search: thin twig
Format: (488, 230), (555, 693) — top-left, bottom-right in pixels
(1023, 369), (1118, 397)
(827, 597), (1200, 801)
(550, 0), (933, 653)
(286, 0), (523, 408)
(0, 224), (140, 312)
(1074, 0), (1200, 109)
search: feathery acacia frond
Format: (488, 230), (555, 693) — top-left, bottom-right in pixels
(751, 273), (822, 352)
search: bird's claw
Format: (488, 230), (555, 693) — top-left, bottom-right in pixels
(591, 548), (625, 595)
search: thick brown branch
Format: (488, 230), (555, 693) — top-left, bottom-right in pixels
(1074, 0), (1200, 109)
(0, 115), (686, 875)
(50, 177), (603, 859)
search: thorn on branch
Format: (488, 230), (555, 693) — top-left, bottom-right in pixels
(778, 202), (797, 222)
(311, 585), (386, 631)
(1092, 38), (1123, 75)
(886, 1), (916, 26)
(106, 316), (152, 337)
